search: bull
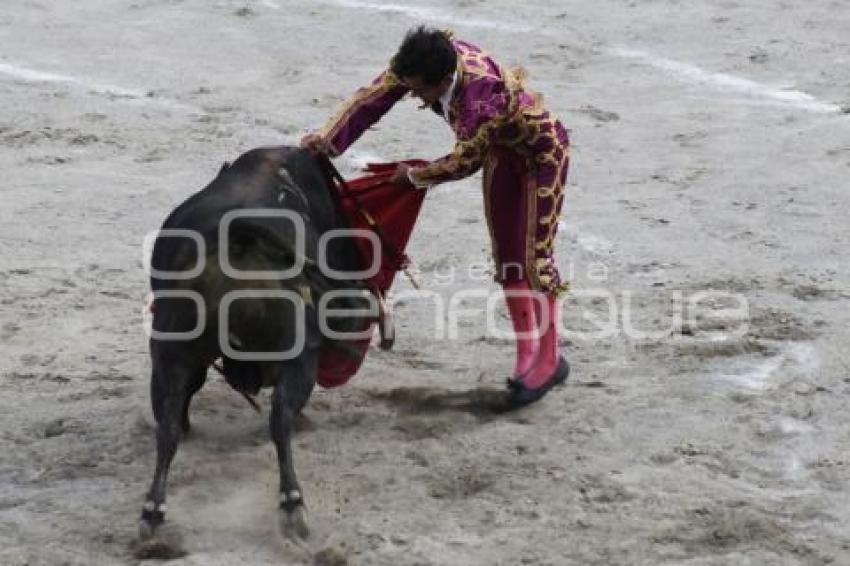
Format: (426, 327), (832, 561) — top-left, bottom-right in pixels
(140, 146), (374, 541)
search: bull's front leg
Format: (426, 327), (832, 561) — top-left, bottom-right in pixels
(269, 355), (316, 540)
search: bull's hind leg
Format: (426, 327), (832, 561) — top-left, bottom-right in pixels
(268, 354), (316, 540)
(139, 353), (202, 540)
(180, 368), (207, 434)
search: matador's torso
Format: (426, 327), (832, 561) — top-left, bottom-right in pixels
(320, 38), (569, 186)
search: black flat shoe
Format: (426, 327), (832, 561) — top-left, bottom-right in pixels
(505, 366), (533, 389)
(506, 356), (570, 408)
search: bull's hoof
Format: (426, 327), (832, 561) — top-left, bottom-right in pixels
(280, 506), (309, 540)
(139, 504), (165, 540)
(138, 519), (156, 541)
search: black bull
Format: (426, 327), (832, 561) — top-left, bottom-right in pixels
(141, 146), (374, 540)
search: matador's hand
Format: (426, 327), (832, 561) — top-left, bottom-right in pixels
(390, 163), (413, 187)
(299, 132), (331, 155)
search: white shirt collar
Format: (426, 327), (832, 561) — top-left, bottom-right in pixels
(439, 70), (458, 121)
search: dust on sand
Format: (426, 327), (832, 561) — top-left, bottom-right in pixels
(2, 0), (850, 564)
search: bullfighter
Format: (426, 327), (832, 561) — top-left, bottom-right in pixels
(301, 26), (571, 406)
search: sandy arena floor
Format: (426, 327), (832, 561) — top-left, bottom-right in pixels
(1, 1), (849, 564)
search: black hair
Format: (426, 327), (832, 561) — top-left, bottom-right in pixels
(390, 26), (457, 86)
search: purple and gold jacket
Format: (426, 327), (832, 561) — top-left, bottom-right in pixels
(319, 38), (566, 186)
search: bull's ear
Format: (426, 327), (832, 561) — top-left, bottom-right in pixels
(217, 162), (231, 176)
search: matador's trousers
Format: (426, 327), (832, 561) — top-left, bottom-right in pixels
(482, 117), (570, 296)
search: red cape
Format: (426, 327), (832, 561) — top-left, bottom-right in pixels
(317, 160), (428, 388)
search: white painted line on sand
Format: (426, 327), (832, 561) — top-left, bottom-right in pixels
(319, 0), (533, 33)
(577, 233), (615, 256)
(314, 0), (841, 115)
(58, 168), (169, 183)
(779, 417), (814, 435)
(612, 48), (843, 115)
(717, 341), (819, 390)
(0, 61), (204, 114)
(721, 354), (784, 390)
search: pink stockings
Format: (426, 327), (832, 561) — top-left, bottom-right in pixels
(502, 281), (560, 387)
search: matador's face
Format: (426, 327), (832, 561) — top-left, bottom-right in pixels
(402, 74), (453, 106)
